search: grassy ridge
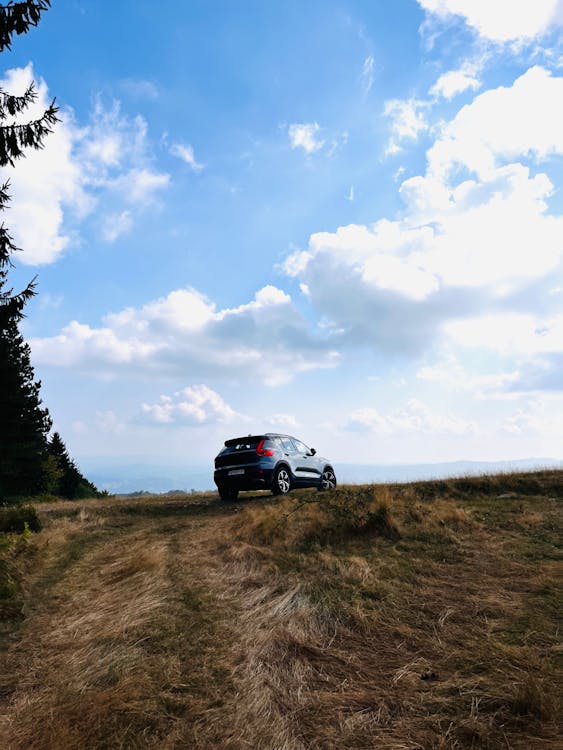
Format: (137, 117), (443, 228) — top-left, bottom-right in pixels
(0, 470), (561, 748)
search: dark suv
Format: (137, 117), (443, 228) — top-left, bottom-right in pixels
(214, 433), (337, 501)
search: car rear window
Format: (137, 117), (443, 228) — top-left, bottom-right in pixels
(223, 436), (262, 451)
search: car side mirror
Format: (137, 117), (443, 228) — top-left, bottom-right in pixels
(309, 448), (316, 456)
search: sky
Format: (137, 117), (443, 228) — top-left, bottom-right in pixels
(2, 0), (563, 471)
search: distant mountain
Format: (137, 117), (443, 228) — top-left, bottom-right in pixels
(80, 456), (562, 495)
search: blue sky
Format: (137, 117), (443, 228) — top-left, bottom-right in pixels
(2, 0), (563, 468)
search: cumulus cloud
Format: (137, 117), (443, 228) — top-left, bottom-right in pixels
(384, 98), (429, 154)
(141, 384), (239, 425)
(0, 65), (91, 264)
(288, 122), (324, 154)
(170, 142), (205, 171)
(140, 388), (301, 431)
(0, 66), (170, 264)
(417, 0), (562, 43)
(82, 98), (170, 205)
(430, 66), (481, 99)
(30, 285), (339, 386)
(283, 67), (563, 364)
(427, 66), (563, 179)
(345, 398), (476, 436)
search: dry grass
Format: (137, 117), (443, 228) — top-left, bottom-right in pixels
(0, 470), (561, 749)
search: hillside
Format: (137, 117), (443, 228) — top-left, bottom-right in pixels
(1, 471), (561, 749)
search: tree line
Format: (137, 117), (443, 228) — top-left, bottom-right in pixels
(0, 1), (100, 502)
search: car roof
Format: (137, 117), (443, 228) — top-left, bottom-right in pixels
(224, 433), (298, 445)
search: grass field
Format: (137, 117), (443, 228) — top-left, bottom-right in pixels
(0, 470), (561, 749)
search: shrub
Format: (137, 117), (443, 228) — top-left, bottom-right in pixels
(0, 504), (42, 533)
(320, 486), (401, 541)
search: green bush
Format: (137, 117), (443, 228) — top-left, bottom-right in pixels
(0, 504), (42, 533)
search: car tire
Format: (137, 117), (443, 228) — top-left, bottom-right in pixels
(318, 468), (337, 491)
(218, 485), (239, 502)
(272, 466), (291, 496)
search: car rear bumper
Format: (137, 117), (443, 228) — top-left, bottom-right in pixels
(214, 466), (274, 490)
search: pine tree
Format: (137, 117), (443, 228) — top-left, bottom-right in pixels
(0, 1), (55, 500)
(48, 432), (99, 499)
(0, 314), (51, 498)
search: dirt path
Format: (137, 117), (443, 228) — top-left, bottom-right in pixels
(0, 499), (316, 749)
(1, 506), (216, 748)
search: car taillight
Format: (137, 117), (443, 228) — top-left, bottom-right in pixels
(256, 439), (274, 457)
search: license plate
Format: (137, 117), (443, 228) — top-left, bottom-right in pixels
(228, 469), (244, 476)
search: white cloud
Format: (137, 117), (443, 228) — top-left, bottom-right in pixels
(101, 210), (133, 242)
(417, 0), (562, 43)
(0, 65), (91, 264)
(170, 142), (205, 171)
(384, 98), (429, 154)
(265, 413), (299, 429)
(30, 285), (339, 386)
(345, 399), (476, 436)
(284, 163), (563, 356)
(111, 168), (170, 204)
(361, 55), (375, 94)
(501, 398), (563, 436)
(288, 122), (324, 154)
(445, 313), (563, 356)
(283, 66), (563, 364)
(430, 67), (481, 99)
(427, 66), (563, 180)
(409, 165), (562, 288)
(120, 78), (159, 100)
(141, 385), (238, 425)
(0, 68), (170, 264)
(416, 355), (520, 397)
(38, 293), (64, 310)
(285, 221), (438, 301)
(96, 410), (125, 434)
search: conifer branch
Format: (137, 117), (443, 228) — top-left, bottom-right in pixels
(0, 276), (36, 327)
(0, 83), (36, 119)
(0, 1), (51, 51)
(0, 99), (59, 166)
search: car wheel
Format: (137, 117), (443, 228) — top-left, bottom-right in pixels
(318, 468), (337, 491)
(218, 485), (239, 502)
(272, 466), (291, 496)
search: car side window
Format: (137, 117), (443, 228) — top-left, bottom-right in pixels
(293, 439), (309, 454)
(280, 437), (295, 453)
